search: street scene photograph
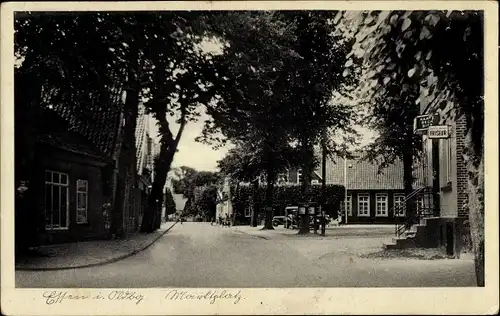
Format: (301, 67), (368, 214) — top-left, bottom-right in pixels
(11, 8), (487, 290)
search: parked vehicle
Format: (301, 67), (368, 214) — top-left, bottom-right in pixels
(283, 206), (299, 229)
(272, 216), (286, 227)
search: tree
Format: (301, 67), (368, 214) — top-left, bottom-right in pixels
(198, 12), (304, 230)
(336, 10), (484, 286)
(171, 166), (220, 217)
(280, 11), (359, 234)
(193, 185), (218, 220)
(217, 143), (262, 227)
(217, 141), (301, 227)
(15, 12), (224, 236)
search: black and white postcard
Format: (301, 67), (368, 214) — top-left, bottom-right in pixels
(1, 1), (498, 315)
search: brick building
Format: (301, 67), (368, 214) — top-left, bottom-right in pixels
(384, 89), (470, 255)
(18, 94), (153, 244)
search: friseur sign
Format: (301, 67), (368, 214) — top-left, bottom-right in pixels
(427, 125), (450, 139)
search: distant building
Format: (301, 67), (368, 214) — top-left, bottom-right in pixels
(133, 104), (158, 232)
(216, 177), (233, 221)
(279, 156), (412, 224)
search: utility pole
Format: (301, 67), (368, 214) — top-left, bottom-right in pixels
(344, 157), (348, 225)
(321, 134), (327, 236)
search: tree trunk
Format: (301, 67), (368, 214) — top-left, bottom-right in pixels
(320, 135), (327, 236)
(464, 130), (484, 286)
(298, 142), (314, 235)
(250, 178), (259, 227)
(262, 164), (276, 230)
(141, 142), (176, 232)
(111, 77), (139, 238)
(402, 151), (415, 223)
(141, 114), (186, 232)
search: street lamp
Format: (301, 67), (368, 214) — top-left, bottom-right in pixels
(344, 158), (353, 225)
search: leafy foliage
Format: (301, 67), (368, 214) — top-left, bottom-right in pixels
(191, 185), (218, 219)
(217, 141), (302, 184)
(336, 10), (483, 157)
(171, 166), (220, 200)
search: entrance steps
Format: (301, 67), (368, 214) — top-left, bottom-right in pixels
(383, 218), (429, 250)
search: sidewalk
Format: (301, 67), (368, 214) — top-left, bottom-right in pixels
(15, 221), (178, 271)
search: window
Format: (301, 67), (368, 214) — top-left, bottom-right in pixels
(45, 171), (69, 230)
(345, 195), (352, 216)
(297, 169), (302, 184)
(394, 194), (406, 217)
(76, 179), (88, 224)
(441, 138), (453, 185)
(375, 194), (388, 217)
(357, 194), (370, 217)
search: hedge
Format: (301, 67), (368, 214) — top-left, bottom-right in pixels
(230, 184), (345, 220)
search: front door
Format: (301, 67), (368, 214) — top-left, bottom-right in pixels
(446, 222), (454, 256)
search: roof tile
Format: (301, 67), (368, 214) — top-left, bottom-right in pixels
(318, 156), (405, 190)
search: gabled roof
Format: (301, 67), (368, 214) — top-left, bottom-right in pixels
(319, 156), (405, 190)
(135, 105), (148, 174)
(37, 108), (109, 162)
(41, 88), (123, 157)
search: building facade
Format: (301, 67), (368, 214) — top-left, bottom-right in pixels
(263, 157), (410, 224)
(384, 88), (471, 256)
(34, 109), (114, 244)
(413, 92), (469, 253)
(216, 177), (234, 221)
(321, 157), (408, 224)
(21, 94), (160, 244)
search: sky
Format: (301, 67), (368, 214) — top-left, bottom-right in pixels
(167, 109), (230, 172)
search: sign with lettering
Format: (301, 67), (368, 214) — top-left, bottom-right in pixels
(413, 114), (433, 135)
(427, 125), (450, 139)
(308, 206), (315, 215)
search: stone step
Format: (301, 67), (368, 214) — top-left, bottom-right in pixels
(383, 242), (398, 250)
(404, 231), (417, 238)
(392, 237), (417, 249)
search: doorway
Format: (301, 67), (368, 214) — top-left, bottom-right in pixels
(446, 222), (454, 256)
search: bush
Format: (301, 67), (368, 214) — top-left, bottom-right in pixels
(231, 183), (345, 219)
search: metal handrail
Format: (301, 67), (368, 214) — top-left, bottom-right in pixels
(392, 186), (433, 237)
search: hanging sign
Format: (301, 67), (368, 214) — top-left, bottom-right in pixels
(413, 114), (433, 135)
(427, 125), (450, 139)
